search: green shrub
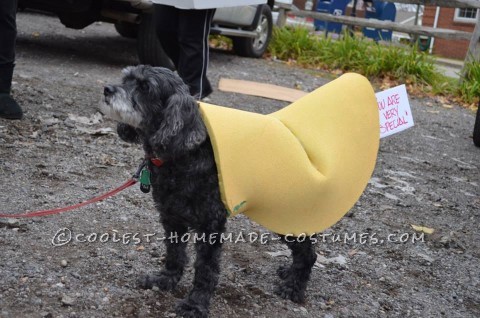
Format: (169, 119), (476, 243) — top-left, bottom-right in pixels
(459, 60), (480, 104)
(267, 26), (477, 105)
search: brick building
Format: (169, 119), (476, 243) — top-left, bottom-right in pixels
(291, 1), (477, 59)
(422, 6), (478, 59)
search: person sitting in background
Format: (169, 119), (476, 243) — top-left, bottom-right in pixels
(0, 0), (23, 120)
(363, 0), (376, 13)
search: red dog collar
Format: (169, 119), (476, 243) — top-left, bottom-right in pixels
(150, 158), (164, 167)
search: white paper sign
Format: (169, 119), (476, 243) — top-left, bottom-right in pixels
(376, 85), (414, 138)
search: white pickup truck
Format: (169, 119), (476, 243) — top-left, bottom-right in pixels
(17, 0), (275, 67)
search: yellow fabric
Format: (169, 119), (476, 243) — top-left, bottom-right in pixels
(199, 73), (379, 236)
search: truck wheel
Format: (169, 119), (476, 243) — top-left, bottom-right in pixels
(473, 100), (480, 147)
(115, 22), (138, 39)
(136, 13), (174, 68)
(232, 4), (272, 58)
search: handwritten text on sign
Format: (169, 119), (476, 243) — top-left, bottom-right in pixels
(375, 85), (414, 138)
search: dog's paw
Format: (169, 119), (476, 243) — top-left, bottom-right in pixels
(277, 265), (292, 280)
(137, 271), (181, 291)
(274, 282), (306, 304)
(175, 299), (208, 318)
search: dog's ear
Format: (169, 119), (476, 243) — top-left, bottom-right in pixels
(150, 93), (206, 155)
(117, 123), (140, 143)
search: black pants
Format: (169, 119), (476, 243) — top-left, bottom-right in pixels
(153, 5), (215, 99)
(0, 0), (17, 93)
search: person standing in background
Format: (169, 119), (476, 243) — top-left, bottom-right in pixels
(152, 2), (216, 100)
(0, 0), (23, 120)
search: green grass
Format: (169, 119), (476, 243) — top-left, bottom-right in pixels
(267, 27), (478, 106)
(459, 60), (480, 104)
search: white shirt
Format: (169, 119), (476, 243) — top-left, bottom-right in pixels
(151, 0), (267, 10)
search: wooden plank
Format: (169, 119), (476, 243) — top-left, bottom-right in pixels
(381, 0), (480, 9)
(463, 14), (480, 76)
(467, 13), (480, 61)
(275, 2), (294, 27)
(276, 7), (288, 27)
(291, 9), (473, 40)
(218, 78), (308, 102)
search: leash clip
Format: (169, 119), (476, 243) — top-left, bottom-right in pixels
(133, 159), (147, 180)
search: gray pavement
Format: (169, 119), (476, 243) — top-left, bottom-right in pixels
(434, 57), (464, 79)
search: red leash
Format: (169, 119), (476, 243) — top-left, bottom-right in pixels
(0, 160), (148, 219)
(0, 179), (137, 218)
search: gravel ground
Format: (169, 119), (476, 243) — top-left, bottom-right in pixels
(0, 11), (479, 318)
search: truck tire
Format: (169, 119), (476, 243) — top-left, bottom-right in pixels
(136, 13), (174, 68)
(473, 100), (480, 147)
(115, 22), (138, 39)
(232, 4), (272, 58)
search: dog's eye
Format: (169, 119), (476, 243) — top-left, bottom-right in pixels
(139, 81), (149, 92)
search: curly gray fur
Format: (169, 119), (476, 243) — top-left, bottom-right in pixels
(101, 65), (317, 317)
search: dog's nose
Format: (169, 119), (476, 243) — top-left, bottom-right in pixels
(104, 85), (116, 97)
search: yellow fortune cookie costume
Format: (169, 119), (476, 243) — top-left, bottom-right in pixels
(199, 73), (379, 236)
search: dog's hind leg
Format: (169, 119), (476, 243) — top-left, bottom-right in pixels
(275, 235), (317, 303)
(138, 221), (188, 291)
(176, 219), (226, 318)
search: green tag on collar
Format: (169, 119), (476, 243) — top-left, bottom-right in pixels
(140, 168), (151, 185)
(139, 168), (151, 193)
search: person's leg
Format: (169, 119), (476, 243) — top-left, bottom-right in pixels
(0, 0), (23, 120)
(153, 4), (180, 67)
(177, 9), (216, 99)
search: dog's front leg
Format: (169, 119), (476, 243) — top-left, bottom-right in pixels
(176, 226), (225, 318)
(139, 221), (188, 291)
(275, 235), (317, 303)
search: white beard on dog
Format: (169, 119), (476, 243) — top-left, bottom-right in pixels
(100, 89), (142, 128)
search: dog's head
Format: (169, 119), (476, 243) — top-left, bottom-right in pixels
(101, 65), (207, 156)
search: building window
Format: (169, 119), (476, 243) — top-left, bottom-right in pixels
(454, 8), (479, 23)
